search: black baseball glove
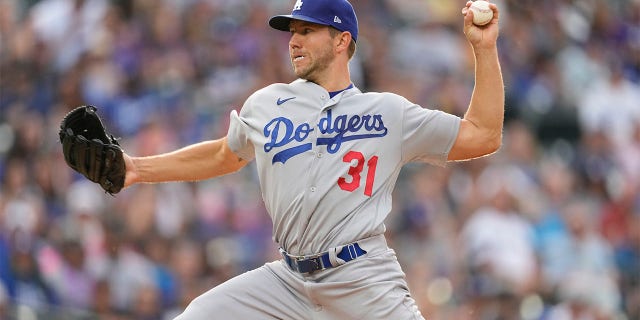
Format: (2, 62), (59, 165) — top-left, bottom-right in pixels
(59, 105), (126, 195)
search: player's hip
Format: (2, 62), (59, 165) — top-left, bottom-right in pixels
(267, 249), (424, 319)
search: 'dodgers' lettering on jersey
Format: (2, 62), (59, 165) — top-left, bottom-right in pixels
(264, 110), (388, 164)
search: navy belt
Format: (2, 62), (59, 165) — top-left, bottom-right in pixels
(280, 242), (367, 274)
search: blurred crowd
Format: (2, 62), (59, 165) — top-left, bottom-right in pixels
(0, 0), (639, 319)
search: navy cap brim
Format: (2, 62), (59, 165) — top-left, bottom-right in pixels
(269, 14), (331, 31)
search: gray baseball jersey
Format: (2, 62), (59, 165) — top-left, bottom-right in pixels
(174, 79), (461, 319)
(227, 79), (460, 255)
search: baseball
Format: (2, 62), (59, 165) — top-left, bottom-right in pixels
(470, 1), (493, 26)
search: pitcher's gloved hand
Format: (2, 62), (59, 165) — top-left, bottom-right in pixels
(59, 105), (125, 195)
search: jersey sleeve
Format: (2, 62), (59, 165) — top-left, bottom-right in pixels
(401, 102), (461, 167)
(226, 95), (257, 161)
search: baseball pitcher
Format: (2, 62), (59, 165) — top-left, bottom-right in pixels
(62, 0), (503, 319)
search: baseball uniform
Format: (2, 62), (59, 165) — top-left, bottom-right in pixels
(174, 79), (460, 319)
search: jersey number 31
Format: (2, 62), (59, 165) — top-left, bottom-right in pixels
(337, 151), (378, 197)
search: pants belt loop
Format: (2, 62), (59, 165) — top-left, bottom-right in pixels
(347, 244), (356, 259)
(328, 246), (345, 267)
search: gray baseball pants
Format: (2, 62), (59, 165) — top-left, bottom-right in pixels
(173, 235), (424, 319)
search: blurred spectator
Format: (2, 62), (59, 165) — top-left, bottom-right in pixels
(131, 284), (162, 320)
(7, 241), (58, 316)
(142, 233), (178, 309)
(573, 130), (617, 199)
(91, 279), (124, 319)
(29, 0), (109, 72)
(547, 197), (622, 319)
(577, 59), (640, 150)
(90, 219), (155, 313)
(1, 157), (46, 237)
(614, 214), (640, 319)
(532, 157), (577, 296)
(38, 239), (95, 309)
(460, 165), (538, 320)
(168, 236), (206, 291)
(390, 165), (460, 316)
(614, 120), (640, 186)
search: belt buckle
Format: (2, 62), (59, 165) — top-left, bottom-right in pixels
(304, 252), (326, 272)
(299, 256), (322, 273)
(288, 252), (324, 274)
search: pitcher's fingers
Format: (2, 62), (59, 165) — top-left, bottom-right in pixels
(488, 2), (500, 21)
(462, 1), (473, 15)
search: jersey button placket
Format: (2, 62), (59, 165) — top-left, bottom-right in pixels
(300, 102), (324, 224)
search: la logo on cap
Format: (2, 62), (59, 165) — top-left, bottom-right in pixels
(293, 0), (303, 11)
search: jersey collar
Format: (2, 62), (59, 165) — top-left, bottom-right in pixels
(329, 83), (354, 98)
